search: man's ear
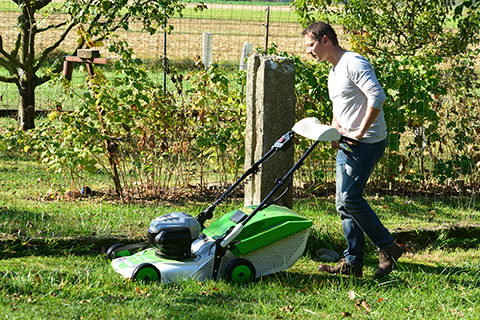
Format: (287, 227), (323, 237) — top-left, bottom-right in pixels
(322, 35), (328, 45)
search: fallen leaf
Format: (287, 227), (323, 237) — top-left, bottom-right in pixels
(348, 290), (356, 300)
(279, 305), (294, 313)
(355, 300), (362, 310)
(361, 300), (371, 312)
(355, 299), (371, 313)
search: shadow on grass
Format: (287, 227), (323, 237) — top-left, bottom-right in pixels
(306, 224), (480, 261)
(2, 205), (479, 285)
(0, 204), (53, 228)
(1, 239), (104, 259)
(0, 235), (148, 259)
(266, 259), (480, 289)
(0, 204), (145, 259)
(2, 229), (479, 261)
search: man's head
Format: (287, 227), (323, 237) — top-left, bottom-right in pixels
(302, 21), (340, 63)
(302, 21), (339, 47)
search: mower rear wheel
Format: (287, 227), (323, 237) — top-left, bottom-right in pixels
(106, 243), (132, 261)
(224, 258), (256, 284)
(132, 263), (161, 282)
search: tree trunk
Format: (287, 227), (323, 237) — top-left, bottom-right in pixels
(17, 80), (36, 130)
(17, 5), (37, 131)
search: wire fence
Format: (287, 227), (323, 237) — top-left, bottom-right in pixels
(128, 4), (303, 65)
(1, 2), (479, 211)
(0, 3), (305, 109)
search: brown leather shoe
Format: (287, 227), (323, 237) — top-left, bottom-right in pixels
(374, 243), (404, 279)
(318, 259), (363, 277)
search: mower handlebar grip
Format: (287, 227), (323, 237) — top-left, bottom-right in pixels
(220, 224), (244, 248)
(339, 135), (359, 144)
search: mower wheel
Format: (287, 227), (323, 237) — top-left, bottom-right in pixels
(224, 258), (256, 284)
(106, 243), (132, 261)
(132, 263), (161, 282)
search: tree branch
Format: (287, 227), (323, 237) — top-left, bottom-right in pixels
(0, 35), (19, 76)
(0, 74), (18, 84)
(35, 73), (54, 87)
(37, 20), (68, 33)
(32, 0), (53, 11)
(89, 12), (133, 44)
(34, 19), (78, 73)
(0, 35), (9, 58)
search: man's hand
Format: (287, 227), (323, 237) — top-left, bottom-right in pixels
(348, 129), (364, 141)
(331, 141), (341, 149)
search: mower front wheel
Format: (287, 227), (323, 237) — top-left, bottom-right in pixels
(132, 263), (161, 282)
(224, 258), (256, 284)
(106, 243), (132, 261)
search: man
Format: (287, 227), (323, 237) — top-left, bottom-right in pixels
(302, 21), (403, 278)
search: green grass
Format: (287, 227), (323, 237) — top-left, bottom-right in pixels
(0, 1), (296, 23)
(2, 156), (478, 240)
(0, 63), (192, 110)
(1, 249), (479, 319)
(1, 152), (480, 319)
(1, 151), (479, 226)
(203, 0), (292, 6)
(0, 67), (91, 111)
(0, 58), (243, 110)
(182, 4), (297, 23)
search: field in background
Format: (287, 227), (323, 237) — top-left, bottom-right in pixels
(0, 3), (306, 62)
(0, 2), (308, 110)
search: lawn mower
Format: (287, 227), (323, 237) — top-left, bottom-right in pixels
(106, 118), (354, 284)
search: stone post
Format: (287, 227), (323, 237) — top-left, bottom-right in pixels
(244, 54), (296, 208)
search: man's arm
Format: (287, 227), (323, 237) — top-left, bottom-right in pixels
(349, 106), (381, 140)
(331, 114), (348, 149)
(347, 55), (386, 140)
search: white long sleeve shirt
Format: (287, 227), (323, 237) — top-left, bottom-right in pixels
(328, 51), (387, 144)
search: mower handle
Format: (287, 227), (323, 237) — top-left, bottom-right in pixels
(196, 131), (295, 227)
(220, 224), (244, 247)
(339, 135), (359, 144)
(338, 135), (359, 152)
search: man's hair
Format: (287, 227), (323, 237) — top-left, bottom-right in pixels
(302, 21), (339, 47)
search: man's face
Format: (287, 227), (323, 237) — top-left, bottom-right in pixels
(304, 33), (326, 62)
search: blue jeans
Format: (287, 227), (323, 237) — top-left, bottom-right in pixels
(336, 139), (394, 268)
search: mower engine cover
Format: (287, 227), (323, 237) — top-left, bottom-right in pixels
(147, 212), (201, 260)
